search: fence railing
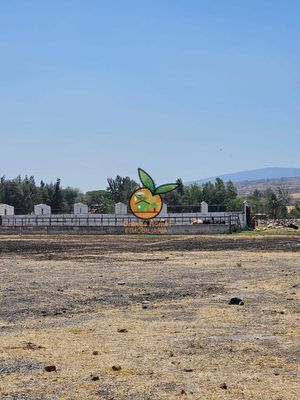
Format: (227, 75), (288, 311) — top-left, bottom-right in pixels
(0, 214), (241, 228)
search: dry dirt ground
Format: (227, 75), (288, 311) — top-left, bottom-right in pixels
(0, 234), (299, 400)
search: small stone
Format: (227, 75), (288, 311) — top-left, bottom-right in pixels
(229, 297), (244, 305)
(91, 374), (99, 381)
(142, 301), (150, 309)
(92, 351), (99, 355)
(177, 389), (187, 395)
(112, 365), (122, 371)
(274, 372), (280, 376)
(183, 368), (193, 372)
(23, 342), (41, 350)
(41, 311), (48, 316)
(117, 281), (125, 286)
(45, 365), (56, 372)
(117, 328), (128, 333)
(220, 383), (227, 390)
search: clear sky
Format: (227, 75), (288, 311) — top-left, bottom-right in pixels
(1, 1), (299, 191)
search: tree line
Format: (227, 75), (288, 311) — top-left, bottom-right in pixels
(0, 176), (83, 214)
(0, 174), (299, 218)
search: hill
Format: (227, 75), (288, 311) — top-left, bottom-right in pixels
(235, 177), (300, 199)
(188, 168), (300, 202)
(189, 167), (300, 185)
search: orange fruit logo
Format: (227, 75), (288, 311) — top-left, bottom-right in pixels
(129, 168), (178, 219)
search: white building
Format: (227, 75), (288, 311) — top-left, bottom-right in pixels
(0, 204), (14, 216)
(73, 202), (88, 215)
(34, 204), (51, 216)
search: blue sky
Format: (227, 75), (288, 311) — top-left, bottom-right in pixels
(1, 1), (299, 191)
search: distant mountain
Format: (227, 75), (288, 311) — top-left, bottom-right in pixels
(189, 167), (300, 185)
(235, 177), (300, 199)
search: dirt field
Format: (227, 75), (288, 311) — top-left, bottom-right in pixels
(0, 234), (299, 399)
(291, 192), (300, 200)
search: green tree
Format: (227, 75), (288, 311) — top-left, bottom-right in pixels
(85, 190), (114, 213)
(181, 184), (202, 208)
(224, 181), (240, 210)
(107, 176), (138, 204)
(22, 176), (37, 214)
(51, 179), (63, 213)
(289, 202), (300, 218)
(202, 181), (216, 204)
(246, 193), (267, 214)
(62, 187), (84, 212)
(276, 188), (290, 218)
(176, 178), (184, 196)
(214, 178), (227, 204)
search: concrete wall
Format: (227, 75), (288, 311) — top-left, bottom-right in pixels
(169, 224), (231, 234)
(0, 224), (230, 235)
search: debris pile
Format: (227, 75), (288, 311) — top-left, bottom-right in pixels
(257, 219), (299, 230)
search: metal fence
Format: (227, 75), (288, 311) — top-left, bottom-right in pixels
(0, 214), (241, 228)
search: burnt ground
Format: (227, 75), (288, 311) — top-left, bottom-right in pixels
(0, 234), (299, 399)
(0, 233), (300, 257)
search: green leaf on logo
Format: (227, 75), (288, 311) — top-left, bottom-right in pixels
(155, 184), (178, 194)
(138, 168), (155, 192)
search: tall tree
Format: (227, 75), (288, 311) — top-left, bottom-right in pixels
(51, 179), (63, 213)
(85, 190), (114, 213)
(107, 176), (138, 204)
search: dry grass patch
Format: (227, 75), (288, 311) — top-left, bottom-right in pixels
(0, 235), (299, 399)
